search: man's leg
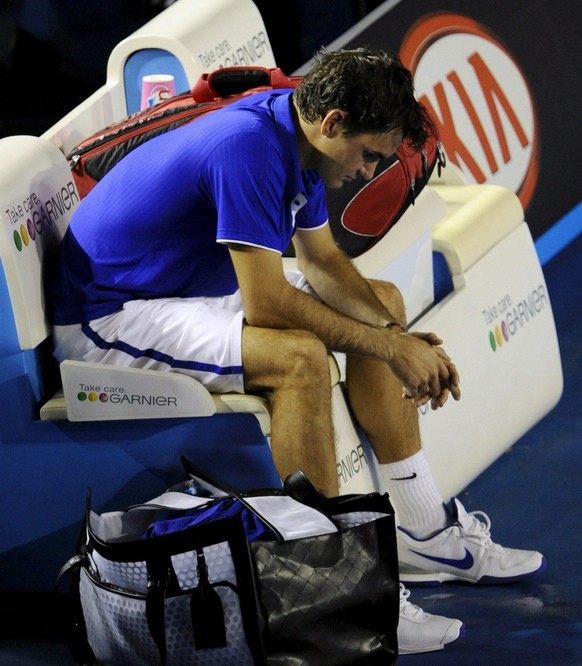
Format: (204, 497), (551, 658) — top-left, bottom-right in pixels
(344, 279), (424, 462)
(242, 324), (340, 495)
(345, 280), (449, 536)
(346, 279), (545, 586)
(243, 311), (465, 656)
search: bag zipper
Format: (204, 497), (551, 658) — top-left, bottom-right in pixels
(68, 97), (208, 169)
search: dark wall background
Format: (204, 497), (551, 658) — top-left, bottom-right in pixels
(0, 0), (167, 137)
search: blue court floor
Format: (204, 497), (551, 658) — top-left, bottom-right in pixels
(407, 231), (582, 665)
(1, 233), (580, 664)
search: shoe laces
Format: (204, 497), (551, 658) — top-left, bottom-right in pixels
(459, 510), (498, 547)
(399, 583), (426, 620)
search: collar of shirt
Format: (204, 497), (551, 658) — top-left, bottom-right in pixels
(271, 92), (319, 205)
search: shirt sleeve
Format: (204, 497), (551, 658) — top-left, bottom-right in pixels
(207, 128), (293, 254)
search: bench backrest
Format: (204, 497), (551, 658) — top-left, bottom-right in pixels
(0, 136), (79, 352)
(44, 0), (277, 154)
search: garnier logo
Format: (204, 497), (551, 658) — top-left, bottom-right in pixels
(6, 182), (78, 251)
(76, 385), (179, 407)
(483, 284), (549, 351)
(400, 13), (538, 209)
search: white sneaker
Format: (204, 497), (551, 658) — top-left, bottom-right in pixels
(398, 497), (547, 585)
(398, 583), (464, 654)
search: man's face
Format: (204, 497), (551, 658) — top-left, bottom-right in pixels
(313, 112), (403, 189)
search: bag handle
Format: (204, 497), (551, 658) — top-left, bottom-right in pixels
(179, 455), (246, 496)
(191, 66), (299, 102)
(283, 470), (327, 507)
(144, 554), (183, 666)
(54, 490), (99, 665)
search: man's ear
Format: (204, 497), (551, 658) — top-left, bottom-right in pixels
(321, 109), (347, 137)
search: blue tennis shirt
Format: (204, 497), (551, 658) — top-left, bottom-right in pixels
(46, 90), (328, 325)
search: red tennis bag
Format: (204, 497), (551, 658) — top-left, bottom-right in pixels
(325, 124), (445, 258)
(66, 65), (444, 257)
(66, 66), (301, 199)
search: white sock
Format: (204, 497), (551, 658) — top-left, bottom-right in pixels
(379, 450), (448, 537)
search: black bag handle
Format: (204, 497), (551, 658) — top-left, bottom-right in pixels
(54, 489), (99, 665)
(142, 519), (266, 664)
(191, 66), (299, 102)
(181, 454), (289, 495)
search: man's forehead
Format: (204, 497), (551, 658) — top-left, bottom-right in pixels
(361, 130), (403, 158)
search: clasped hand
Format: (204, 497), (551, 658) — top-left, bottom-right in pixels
(388, 331), (461, 410)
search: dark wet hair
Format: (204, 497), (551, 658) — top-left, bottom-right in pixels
(293, 47), (432, 150)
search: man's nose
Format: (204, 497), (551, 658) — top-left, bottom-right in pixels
(358, 162), (377, 181)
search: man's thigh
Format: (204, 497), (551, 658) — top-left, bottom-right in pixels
(53, 271), (313, 394)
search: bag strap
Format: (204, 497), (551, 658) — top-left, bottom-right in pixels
(179, 455), (244, 496)
(284, 469), (396, 517)
(283, 470), (326, 507)
(54, 490), (93, 588)
(191, 65), (299, 102)
(145, 554), (180, 666)
(140, 524), (264, 664)
(54, 490), (99, 665)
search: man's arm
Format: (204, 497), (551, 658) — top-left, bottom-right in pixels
(228, 229), (460, 406)
(228, 238), (391, 356)
(293, 225), (460, 408)
(292, 225), (402, 327)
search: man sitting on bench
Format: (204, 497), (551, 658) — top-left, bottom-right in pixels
(45, 47), (545, 655)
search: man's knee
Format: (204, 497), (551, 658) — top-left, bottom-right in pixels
(279, 330), (331, 384)
(243, 327), (331, 392)
(369, 279), (406, 322)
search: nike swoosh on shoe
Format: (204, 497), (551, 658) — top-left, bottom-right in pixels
(410, 548), (475, 570)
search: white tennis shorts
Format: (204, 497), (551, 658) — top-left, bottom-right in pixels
(52, 271), (312, 394)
